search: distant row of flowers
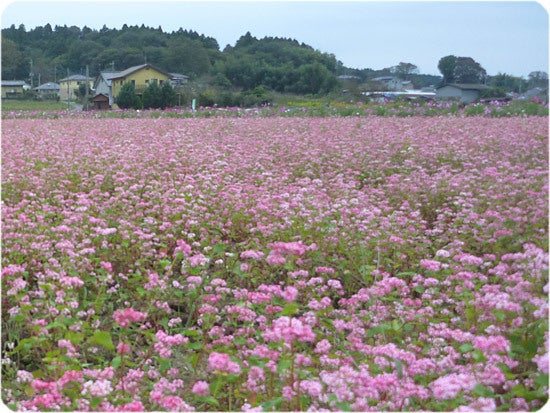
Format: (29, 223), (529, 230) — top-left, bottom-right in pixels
(2, 98), (548, 119)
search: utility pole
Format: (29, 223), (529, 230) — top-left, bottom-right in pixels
(29, 59), (34, 88)
(84, 65), (89, 111)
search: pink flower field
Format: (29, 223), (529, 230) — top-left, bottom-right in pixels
(1, 116), (548, 411)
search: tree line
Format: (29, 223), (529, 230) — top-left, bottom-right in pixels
(2, 24), (546, 101)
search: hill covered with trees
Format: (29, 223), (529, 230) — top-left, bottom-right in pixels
(2, 24), (444, 98)
(2, 24), (343, 94)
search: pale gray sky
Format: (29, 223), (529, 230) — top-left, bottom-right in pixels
(1, 0), (548, 77)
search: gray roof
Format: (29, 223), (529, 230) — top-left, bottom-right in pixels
(2, 80), (28, 87)
(34, 82), (60, 91)
(372, 76), (399, 82)
(169, 72), (189, 79)
(110, 64), (172, 80)
(437, 83), (489, 90)
(59, 74), (92, 82)
(98, 71), (120, 86)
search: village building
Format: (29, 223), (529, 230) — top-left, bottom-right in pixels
(435, 83), (489, 103)
(109, 64), (172, 103)
(92, 93), (110, 110)
(59, 74), (94, 101)
(1, 80), (31, 98)
(34, 82), (60, 99)
(93, 71), (119, 107)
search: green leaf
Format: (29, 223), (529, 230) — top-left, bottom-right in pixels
(277, 358), (292, 375)
(159, 358), (170, 371)
(473, 383), (494, 397)
(535, 373), (549, 387)
(213, 244), (228, 254)
(493, 310), (507, 322)
(393, 358), (403, 379)
(90, 397), (102, 409)
(65, 331), (84, 345)
(335, 401), (352, 411)
(201, 396), (220, 407)
(187, 342), (204, 350)
(261, 397), (285, 411)
(414, 285), (425, 294)
(281, 302), (300, 316)
(112, 356), (122, 368)
(459, 343), (474, 353)
(472, 349), (487, 363)
(209, 376), (223, 396)
(89, 330), (115, 351)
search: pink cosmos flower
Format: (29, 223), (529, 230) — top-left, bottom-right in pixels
(266, 251), (286, 265)
(430, 373), (476, 400)
(115, 401), (144, 411)
(263, 316), (316, 346)
(300, 380), (324, 398)
(58, 339), (78, 357)
(270, 241), (308, 256)
(174, 239), (192, 256)
(208, 352), (241, 374)
(159, 395), (195, 411)
(315, 339), (332, 354)
(533, 352), (549, 374)
(100, 261), (113, 271)
(117, 342), (131, 355)
(113, 308), (148, 328)
(188, 253), (209, 267)
(420, 259), (441, 271)
(192, 380), (210, 397)
(240, 250), (265, 260)
(82, 378), (113, 397)
(472, 335), (510, 354)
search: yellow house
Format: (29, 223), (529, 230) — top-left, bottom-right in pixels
(1, 80), (30, 98)
(59, 75), (93, 101)
(110, 64), (172, 102)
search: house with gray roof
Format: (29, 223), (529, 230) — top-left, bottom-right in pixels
(1, 80), (31, 98)
(93, 71), (120, 106)
(34, 82), (60, 98)
(59, 74), (93, 101)
(436, 83), (489, 103)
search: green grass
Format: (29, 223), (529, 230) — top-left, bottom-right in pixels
(1, 99), (71, 111)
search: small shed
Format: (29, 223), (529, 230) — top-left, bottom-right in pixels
(93, 93), (110, 110)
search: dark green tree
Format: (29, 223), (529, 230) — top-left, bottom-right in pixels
(160, 81), (177, 108)
(438, 55), (457, 83)
(528, 71), (548, 88)
(115, 82), (141, 109)
(453, 57), (486, 84)
(142, 81), (162, 109)
(1, 38), (27, 79)
(391, 62), (418, 80)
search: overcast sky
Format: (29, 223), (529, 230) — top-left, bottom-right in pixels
(1, 0), (548, 77)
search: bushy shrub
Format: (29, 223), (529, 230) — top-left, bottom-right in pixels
(115, 83), (141, 109)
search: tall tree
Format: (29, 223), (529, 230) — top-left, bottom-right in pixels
(391, 62), (418, 80)
(453, 57), (486, 84)
(528, 71), (548, 88)
(438, 55), (457, 83)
